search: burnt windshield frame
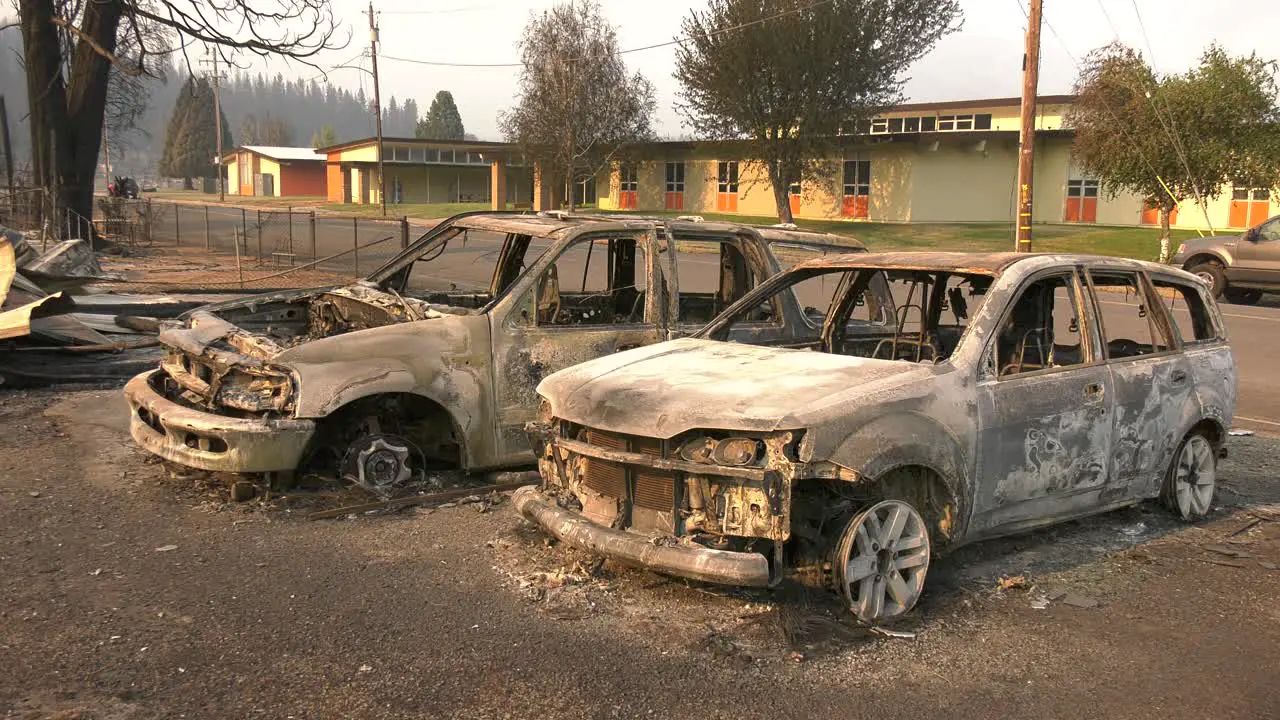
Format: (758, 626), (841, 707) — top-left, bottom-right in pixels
(697, 265), (852, 340)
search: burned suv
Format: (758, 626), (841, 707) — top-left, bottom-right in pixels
(124, 212), (863, 491)
(519, 252), (1236, 622)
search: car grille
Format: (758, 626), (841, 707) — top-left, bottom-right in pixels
(581, 429), (676, 512)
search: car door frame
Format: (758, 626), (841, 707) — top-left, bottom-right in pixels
(1082, 264), (1192, 500)
(970, 264), (1117, 536)
(1230, 215), (1280, 286)
(487, 226), (670, 465)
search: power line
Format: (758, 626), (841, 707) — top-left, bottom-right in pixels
(380, 0), (835, 69)
(380, 3), (499, 15)
(1094, 0), (1214, 235)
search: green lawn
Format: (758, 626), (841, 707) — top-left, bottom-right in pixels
(602, 209), (1200, 261)
(320, 202), (498, 218)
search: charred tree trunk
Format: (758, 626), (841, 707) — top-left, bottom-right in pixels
(20, 0), (121, 247)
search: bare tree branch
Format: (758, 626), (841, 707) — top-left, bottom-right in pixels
(51, 15), (143, 75)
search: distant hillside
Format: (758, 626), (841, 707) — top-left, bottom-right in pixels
(0, 27), (426, 181)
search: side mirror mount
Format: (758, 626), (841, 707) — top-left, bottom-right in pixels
(1244, 228), (1260, 242)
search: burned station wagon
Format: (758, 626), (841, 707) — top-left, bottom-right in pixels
(124, 212), (863, 491)
(518, 252), (1237, 622)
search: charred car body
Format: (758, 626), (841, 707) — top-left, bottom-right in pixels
(124, 212), (864, 491)
(519, 252), (1237, 622)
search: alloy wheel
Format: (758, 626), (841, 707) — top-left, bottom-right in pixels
(833, 499), (931, 623)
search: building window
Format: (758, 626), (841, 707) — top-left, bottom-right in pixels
(424, 149), (439, 163)
(904, 117), (920, 133)
(389, 146), (409, 162)
(870, 118), (889, 134)
(438, 149), (454, 164)
(842, 158), (871, 219)
(664, 162), (685, 210)
(1065, 179), (1100, 223)
(410, 147), (426, 162)
(618, 164), (638, 209)
(921, 116), (937, 132)
(888, 117), (904, 133)
(1230, 187), (1272, 228)
(717, 161), (739, 212)
(974, 113), (993, 130)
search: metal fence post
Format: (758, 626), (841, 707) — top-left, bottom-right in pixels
(256, 209), (263, 260)
(352, 217), (359, 276)
(204, 205), (210, 250)
(174, 202), (180, 246)
(287, 206), (294, 256)
(309, 211), (317, 260)
(400, 216), (409, 249)
(241, 207), (247, 253)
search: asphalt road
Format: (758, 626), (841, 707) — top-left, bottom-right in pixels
(1197, 297), (1280, 433)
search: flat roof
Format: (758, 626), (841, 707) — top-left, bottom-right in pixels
(225, 145), (324, 162)
(315, 137), (517, 154)
(883, 95), (1076, 113)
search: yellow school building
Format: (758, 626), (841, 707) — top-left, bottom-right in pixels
(322, 96), (1275, 231)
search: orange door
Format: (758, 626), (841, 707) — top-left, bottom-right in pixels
(1082, 197), (1098, 223)
(1229, 200), (1250, 228)
(1142, 204), (1178, 226)
(788, 194), (801, 217)
(841, 195), (869, 219)
(1249, 199), (1271, 227)
(619, 191), (637, 210)
(664, 192), (683, 210)
(1064, 198), (1081, 223)
(717, 192), (737, 212)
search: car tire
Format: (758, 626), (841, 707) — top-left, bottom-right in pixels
(832, 498), (930, 623)
(1161, 431), (1216, 521)
(1187, 262), (1226, 298)
(1223, 288), (1263, 305)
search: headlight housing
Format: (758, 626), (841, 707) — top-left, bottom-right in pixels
(215, 366), (295, 413)
(677, 435), (763, 467)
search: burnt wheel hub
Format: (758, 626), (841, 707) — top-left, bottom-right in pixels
(344, 435), (413, 496)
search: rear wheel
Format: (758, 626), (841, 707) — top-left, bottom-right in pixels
(1224, 288), (1263, 305)
(1187, 262), (1226, 298)
(1162, 433), (1216, 520)
(832, 499), (930, 623)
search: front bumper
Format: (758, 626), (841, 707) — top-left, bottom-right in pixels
(512, 486), (772, 587)
(124, 369), (316, 473)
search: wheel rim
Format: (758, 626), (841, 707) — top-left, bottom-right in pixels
(1174, 436), (1215, 519)
(1194, 271), (1215, 289)
(833, 499), (931, 623)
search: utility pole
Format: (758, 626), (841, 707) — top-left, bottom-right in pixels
(1015, 0), (1043, 252)
(200, 49), (225, 201)
(102, 116), (112, 183)
(367, 2), (387, 216)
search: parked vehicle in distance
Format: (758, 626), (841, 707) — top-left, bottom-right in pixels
(519, 251), (1237, 623)
(1171, 213), (1280, 304)
(124, 211), (865, 494)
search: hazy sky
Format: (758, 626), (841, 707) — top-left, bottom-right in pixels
(282, 0), (1277, 140)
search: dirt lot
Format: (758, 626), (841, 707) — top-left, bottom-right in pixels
(2, 386), (1278, 719)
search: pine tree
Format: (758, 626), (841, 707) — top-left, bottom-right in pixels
(416, 90), (466, 140)
(158, 76), (232, 187)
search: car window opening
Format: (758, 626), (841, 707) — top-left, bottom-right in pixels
(705, 267), (993, 363)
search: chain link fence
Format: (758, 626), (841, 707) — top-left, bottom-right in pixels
(93, 199), (417, 289)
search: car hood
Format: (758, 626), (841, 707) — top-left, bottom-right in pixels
(1177, 234), (1239, 256)
(539, 338), (933, 438)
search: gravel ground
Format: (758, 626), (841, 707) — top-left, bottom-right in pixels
(1, 387), (1277, 719)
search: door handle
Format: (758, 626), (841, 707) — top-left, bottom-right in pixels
(1171, 369), (1188, 384)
